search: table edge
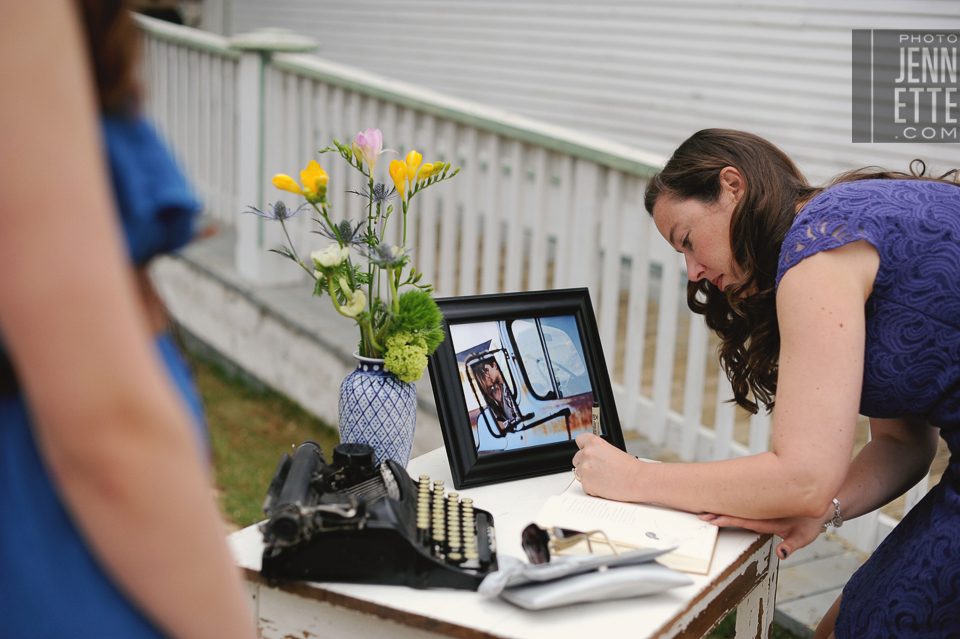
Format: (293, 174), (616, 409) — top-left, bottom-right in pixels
(243, 567), (504, 639)
(242, 533), (775, 639)
(650, 533), (775, 639)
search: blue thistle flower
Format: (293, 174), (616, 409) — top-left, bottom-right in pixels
(348, 181), (397, 205)
(245, 200), (307, 221)
(362, 242), (410, 269)
(313, 218), (367, 247)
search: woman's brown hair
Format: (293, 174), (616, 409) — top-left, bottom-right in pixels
(644, 129), (958, 413)
(76, 0), (140, 114)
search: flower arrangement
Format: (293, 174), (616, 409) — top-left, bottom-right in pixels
(249, 128), (458, 382)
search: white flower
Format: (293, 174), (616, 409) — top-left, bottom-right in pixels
(311, 244), (350, 269)
(341, 289), (366, 317)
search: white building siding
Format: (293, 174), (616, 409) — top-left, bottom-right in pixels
(204, 0), (960, 183)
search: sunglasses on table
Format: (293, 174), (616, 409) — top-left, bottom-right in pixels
(521, 523), (622, 565)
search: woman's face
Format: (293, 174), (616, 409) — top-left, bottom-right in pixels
(651, 167), (745, 292)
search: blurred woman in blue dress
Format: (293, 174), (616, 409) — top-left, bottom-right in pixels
(0, 2), (256, 636)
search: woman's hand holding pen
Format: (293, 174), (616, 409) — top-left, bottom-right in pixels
(572, 434), (648, 502)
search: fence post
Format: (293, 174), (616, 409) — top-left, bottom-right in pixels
(229, 29), (318, 284)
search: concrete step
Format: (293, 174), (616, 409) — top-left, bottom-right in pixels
(774, 534), (868, 638)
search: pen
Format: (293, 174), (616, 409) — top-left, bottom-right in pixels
(592, 400), (600, 436)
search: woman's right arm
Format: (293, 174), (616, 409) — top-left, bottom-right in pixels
(0, 4), (255, 638)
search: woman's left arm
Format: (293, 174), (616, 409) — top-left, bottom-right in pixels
(574, 240), (879, 520)
(702, 416), (940, 558)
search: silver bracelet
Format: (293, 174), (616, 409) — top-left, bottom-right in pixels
(821, 498), (843, 532)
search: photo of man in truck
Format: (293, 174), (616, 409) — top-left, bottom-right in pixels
(449, 315), (595, 454)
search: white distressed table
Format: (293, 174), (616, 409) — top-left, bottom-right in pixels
(228, 447), (779, 639)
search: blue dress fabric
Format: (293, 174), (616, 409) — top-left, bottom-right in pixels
(0, 115), (204, 636)
(776, 179), (960, 639)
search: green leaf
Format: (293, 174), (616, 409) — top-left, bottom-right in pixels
(352, 263), (368, 284)
(269, 247), (299, 263)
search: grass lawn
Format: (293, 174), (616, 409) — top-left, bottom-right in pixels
(191, 349), (805, 639)
(191, 353), (340, 529)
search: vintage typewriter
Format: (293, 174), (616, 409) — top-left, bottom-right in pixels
(260, 440), (499, 590)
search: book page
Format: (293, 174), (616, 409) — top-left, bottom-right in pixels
(534, 481), (718, 574)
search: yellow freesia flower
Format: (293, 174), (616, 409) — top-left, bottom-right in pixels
(272, 174), (303, 195)
(389, 160), (407, 201)
(273, 160), (328, 202)
(404, 150), (422, 188)
(300, 160), (328, 196)
(351, 141), (363, 166)
(417, 162), (443, 181)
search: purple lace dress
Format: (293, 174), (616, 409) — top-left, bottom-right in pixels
(776, 179), (960, 639)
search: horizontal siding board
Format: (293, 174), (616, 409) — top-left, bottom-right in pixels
(216, 0), (960, 192)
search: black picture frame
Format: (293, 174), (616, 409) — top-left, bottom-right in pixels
(427, 288), (625, 489)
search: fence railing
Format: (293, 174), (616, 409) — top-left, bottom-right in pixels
(135, 14), (919, 553)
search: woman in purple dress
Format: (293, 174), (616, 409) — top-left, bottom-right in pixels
(573, 129), (959, 639)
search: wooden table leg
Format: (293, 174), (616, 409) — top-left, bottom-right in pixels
(734, 539), (779, 639)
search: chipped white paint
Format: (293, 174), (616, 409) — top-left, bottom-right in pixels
(735, 547), (779, 639)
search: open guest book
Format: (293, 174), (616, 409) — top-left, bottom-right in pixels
(534, 480), (719, 575)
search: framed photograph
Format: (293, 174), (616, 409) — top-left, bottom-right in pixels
(427, 288), (625, 489)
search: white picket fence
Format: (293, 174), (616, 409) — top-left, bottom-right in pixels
(135, 14), (922, 553)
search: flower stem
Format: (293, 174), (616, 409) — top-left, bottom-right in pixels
(328, 276), (380, 355)
(312, 202), (344, 247)
(375, 267), (401, 345)
(367, 176), (375, 337)
(278, 217), (316, 279)
(311, 201), (359, 290)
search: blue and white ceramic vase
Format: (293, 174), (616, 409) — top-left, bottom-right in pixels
(338, 353), (417, 467)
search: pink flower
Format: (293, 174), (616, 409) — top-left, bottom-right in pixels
(355, 128), (394, 169)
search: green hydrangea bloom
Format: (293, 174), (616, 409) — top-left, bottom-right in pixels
(383, 331), (429, 383)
